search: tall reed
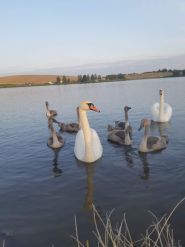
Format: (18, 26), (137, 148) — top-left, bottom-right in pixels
(72, 198), (185, 247)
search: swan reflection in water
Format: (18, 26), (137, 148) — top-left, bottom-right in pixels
(123, 146), (150, 179)
(138, 121), (170, 180)
(52, 148), (62, 177)
(139, 153), (150, 180)
(0, 232), (16, 247)
(124, 146), (135, 167)
(47, 146), (63, 177)
(150, 121), (171, 137)
(46, 117), (64, 177)
(123, 146), (150, 180)
(84, 164), (95, 211)
(76, 160), (96, 211)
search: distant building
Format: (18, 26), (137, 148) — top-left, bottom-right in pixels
(25, 82), (32, 86)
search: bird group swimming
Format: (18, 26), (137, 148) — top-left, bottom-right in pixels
(45, 88), (172, 163)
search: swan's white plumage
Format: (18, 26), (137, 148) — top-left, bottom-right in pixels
(151, 102), (172, 122)
(151, 89), (172, 122)
(74, 128), (103, 163)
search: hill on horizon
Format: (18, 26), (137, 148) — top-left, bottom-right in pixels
(0, 74), (77, 86)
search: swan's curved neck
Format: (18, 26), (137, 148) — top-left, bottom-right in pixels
(79, 109), (91, 137)
(140, 125), (149, 150)
(52, 128), (60, 146)
(46, 103), (49, 111)
(76, 107), (80, 128)
(49, 119), (61, 146)
(79, 109), (94, 161)
(144, 125), (149, 138)
(125, 130), (131, 145)
(159, 94), (164, 120)
(124, 110), (128, 122)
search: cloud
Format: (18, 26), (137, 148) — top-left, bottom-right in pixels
(31, 54), (185, 75)
(1, 54), (185, 76)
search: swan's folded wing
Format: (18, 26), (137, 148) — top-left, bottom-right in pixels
(147, 136), (159, 149)
(107, 129), (125, 144)
(164, 103), (173, 120)
(91, 129), (103, 159)
(151, 103), (160, 121)
(114, 130), (125, 139)
(70, 123), (79, 128)
(115, 121), (125, 129)
(74, 129), (85, 160)
(116, 121), (125, 129)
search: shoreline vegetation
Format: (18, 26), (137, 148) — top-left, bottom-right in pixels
(0, 69), (185, 88)
(72, 198), (185, 247)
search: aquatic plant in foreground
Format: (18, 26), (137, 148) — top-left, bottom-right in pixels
(72, 198), (185, 247)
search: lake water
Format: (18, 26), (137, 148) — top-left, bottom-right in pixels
(0, 77), (185, 246)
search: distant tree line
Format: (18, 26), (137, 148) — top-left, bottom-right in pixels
(77, 74), (102, 83)
(105, 73), (125, 81)
(171, 69), (185, 77)
(55, 69), (185, 85)
(157, 68), (185, 76)
(56, 75), (71, 84)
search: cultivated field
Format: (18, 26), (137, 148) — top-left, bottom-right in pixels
(0, 75), (77, 87)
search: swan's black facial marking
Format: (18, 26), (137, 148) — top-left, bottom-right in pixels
(124, 106), (131, 111)
(87, 102), (100, 112)
(87, 103), (94, 109)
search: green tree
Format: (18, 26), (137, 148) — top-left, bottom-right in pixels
(172, 70), (180, 77)
(117, 73), (125, 80)
(90, 74), (95, 81)
(98, 75), (101, 81)
(56, 76), (61, 84)
(81, 75), (87, 82)
(78, 75), (82, 82)
(162, 68), (167, 72)
(62, 75), (67, 83)
(106, 74), (118, 81)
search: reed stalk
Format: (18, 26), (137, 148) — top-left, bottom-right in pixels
(71, 198), (185, 247)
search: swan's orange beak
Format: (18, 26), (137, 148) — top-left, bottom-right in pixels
(89, 105), (100, 112)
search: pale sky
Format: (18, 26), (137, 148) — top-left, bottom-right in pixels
(0, 0), (185, 75)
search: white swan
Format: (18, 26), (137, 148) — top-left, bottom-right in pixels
(47, 119), (64, 149)
(74, 101), (103, 163)
(138, 119), (168, 153)
(151, 89), (172, 122)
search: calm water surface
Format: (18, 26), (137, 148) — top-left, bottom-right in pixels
(0, 77), (185, 246)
